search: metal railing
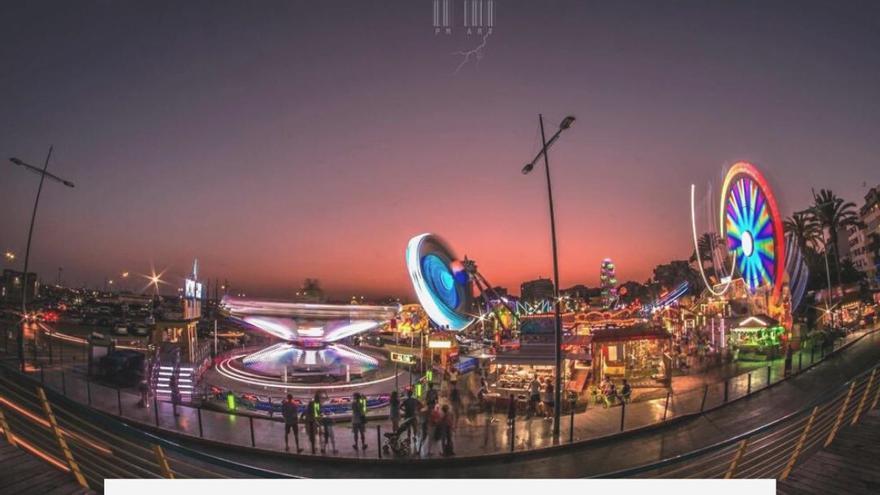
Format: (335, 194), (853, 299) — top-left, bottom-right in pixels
(0, 365), (297, 493)
(598, 362), (880, 479)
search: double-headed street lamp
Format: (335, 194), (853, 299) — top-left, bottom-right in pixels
(8, 147), (75, 372)
(521, 114), (575, 442)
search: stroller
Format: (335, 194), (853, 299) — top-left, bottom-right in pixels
(382, 417), (414, 457)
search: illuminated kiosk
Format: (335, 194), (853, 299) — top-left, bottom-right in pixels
(728, 315), (785, 361)
(217, 296), (400, 387)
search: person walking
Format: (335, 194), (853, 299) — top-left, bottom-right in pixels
(543, 378), (555, 420)
(401, 389), (420, 446)
(321, 414), (337, 454)
(282, 394), (303, 453)
(425, 382), (439, 411)
(449, 385), (462, 426)
(424, 402), (443, 457)
(441, 404), (455, 456)
(389, 390), (401, 432)
(527, 376), (541, 418)
(351, 392), (368, 451)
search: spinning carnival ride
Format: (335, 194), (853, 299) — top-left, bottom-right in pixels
(406, 233), (514, 332)
(691, 162), (808, 324)
(214, 297), (401, 388)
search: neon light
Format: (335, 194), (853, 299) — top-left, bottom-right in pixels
(427, 340), (452, 349)
(226, 393), (236, 411)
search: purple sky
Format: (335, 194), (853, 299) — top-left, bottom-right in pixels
(2, 1), (879, 299)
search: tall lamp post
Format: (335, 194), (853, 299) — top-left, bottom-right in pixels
(521, 114), (575, 441)
(8, 148), (75, 372)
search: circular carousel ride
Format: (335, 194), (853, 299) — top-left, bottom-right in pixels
(215, 296), (401, 391)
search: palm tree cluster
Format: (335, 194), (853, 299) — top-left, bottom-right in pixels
(783, 189), (865, 291)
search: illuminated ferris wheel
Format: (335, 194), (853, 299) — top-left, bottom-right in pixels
(719, 162), (785, 301)
(691, 162), (786, 304)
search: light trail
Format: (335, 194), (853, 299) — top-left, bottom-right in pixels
(0, 396), (113, 455)
(0, 427), (71, 472)
(691, 183), (734, 297)
(214, 354), (401, 391)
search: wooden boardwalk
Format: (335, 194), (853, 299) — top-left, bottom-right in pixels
(777, 409), (880, 494)
(0, 438), (91, 495)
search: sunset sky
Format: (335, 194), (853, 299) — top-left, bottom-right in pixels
(2, 1), (879, 299)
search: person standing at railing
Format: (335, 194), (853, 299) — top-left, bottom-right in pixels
(302, 394), (321, 454)
(282, 394), (303, 453)
(351, 392), (368, 451)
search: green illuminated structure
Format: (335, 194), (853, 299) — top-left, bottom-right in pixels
(729, 315), (784, 361)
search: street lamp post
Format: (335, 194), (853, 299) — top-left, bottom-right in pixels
(521, 114), (575, 442)
(8, 147), (75, 372)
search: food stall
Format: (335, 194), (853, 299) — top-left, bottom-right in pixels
(590, 325), (672, 386)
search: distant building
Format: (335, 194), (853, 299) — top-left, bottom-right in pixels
(1, 269), (39, 304)
(520, 278), (554, 302)
(848, 185), (880, 286)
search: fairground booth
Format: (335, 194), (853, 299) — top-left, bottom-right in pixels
(590, 325), (672, 386)
(727, 314), (785, 361)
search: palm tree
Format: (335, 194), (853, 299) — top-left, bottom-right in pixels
(690, 232), (722, 282)
(784, 211), (821, 254)
(811, 189), (864, 288)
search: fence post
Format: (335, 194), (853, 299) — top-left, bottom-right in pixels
(509, 415), (515, 452)
(86, 379), (92, 406)
(872, 373), (880, 411)
(724, 379), (729, 403)
(0, 406), (15, 446)
(700, 384), (709, 412)
(724, 439), (748, 479)
(249, 416), (256, 447)
(825, 381), (856, 447)
(810, 346), (815, 365)
(798, 352), (802, 373)
(197, 407), (204, 437)
(780, 406), (818, 480)
(619, 401), (626, 432)
(36, 387), (89, 489)
(152, 444), (175, 479)
(747, 373), (752, 395)
(851, 370), (876, 425)
(117, 388), (123, 416)
(569, 399), (575, 443)
(154, 396), (160, 427)
(767, 366), (772, 386)
(662, 391), (671, 421)
(376, 425), (382, 458)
